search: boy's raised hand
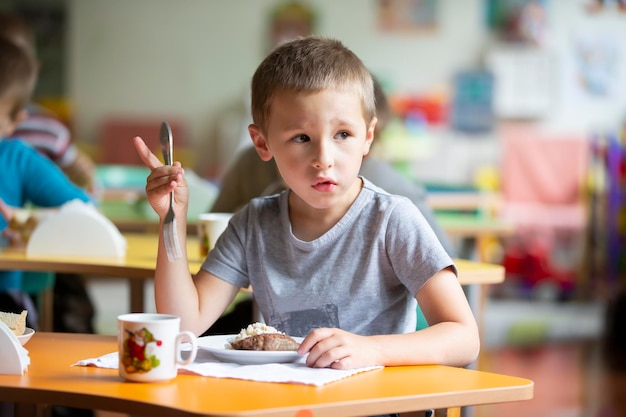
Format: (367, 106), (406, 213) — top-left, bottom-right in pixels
(132, 136), (188, 220)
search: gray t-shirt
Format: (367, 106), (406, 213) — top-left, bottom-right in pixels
(203, 178), (455, 338)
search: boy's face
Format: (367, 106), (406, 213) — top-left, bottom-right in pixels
(250, 89), (375, 212)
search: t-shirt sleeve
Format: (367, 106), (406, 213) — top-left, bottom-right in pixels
(19, 142), (91, 207)
(384, 197), (456, 296)
(12, 115), (72, 163)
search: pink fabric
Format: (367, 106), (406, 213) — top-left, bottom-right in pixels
(500, 203), (586, 229)
(500, 129), (589, 230)
(498, 128), (589, 289)
(502, 132), (589, 205)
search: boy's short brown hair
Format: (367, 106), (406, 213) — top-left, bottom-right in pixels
(0, 38), (37, 120)
(0, 12), (37, 59)
(250, 36), (375, 133)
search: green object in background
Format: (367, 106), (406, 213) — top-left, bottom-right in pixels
(95, 164), (151, 190)
(99, 199), (151, 222)
(22, 272), (55, 295)
(21, 272), (55, 332)
(434, 211), (495, 227)
(95, 164), (219, 223)
(416, 304), (428, 330)
(507, 320), (549, 347)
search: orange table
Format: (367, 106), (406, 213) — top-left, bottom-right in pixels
(2, 333), (533, 417)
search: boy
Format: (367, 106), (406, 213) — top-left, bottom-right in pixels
(134, 36), (479, 370)
(0, 38), (91, 326)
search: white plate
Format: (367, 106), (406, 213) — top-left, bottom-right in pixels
(197, 334), (305, 365)
(17, 327), (35, 346)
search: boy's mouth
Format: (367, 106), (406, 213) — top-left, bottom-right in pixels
(312, 177), (337, 192)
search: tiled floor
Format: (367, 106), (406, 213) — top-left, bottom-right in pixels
(84, 278), (616, 417)
(475, 341), (626, 417)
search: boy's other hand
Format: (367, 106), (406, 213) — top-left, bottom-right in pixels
(298, 327), (381, 370)
(0, 198), (35, 247)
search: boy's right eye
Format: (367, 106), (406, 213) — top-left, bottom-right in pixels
(291, 134), (310, 143)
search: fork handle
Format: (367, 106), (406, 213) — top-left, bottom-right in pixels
(161, 145), (172, 166)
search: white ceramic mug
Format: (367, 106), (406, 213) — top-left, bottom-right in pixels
(117, 313), (197, 382)
(197, 212), (233, 256)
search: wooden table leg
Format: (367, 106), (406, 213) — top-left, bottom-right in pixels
(128, 278), (145, 312)
(14, 402), (50, 417)
(445, 407), (461, 417)
(39, 288), (54, 332)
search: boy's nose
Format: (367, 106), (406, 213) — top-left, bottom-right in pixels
(312, 139), (333, 169)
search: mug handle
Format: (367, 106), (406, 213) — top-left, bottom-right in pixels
(175, 330), (198, 366)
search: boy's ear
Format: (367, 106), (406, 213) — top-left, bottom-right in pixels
(2, 109), (28, 137)
(248, 124), (273, 161)
(14, 109), (28, 125)
(363, 116), (377, 156)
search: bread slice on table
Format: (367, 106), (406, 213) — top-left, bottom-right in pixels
(0, 310), (28, 336)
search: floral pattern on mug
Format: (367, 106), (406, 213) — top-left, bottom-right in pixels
(122, 327), (162, 373)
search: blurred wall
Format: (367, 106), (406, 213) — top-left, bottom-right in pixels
(67, 0), (485, 175)
(67, 0), (626, 178)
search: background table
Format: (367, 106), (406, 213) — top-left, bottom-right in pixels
(3, 332), (533, 417)
(0, 234), (504, 331)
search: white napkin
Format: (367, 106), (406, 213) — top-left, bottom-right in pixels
(73, 350), (382, 386)
(27, 199), (127, 258)
(0, 322), (30, 375)
(74, 351), (118, 368)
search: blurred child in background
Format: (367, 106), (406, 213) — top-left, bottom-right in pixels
(0, 11), (96, 192)
(0, 12), (96, 338)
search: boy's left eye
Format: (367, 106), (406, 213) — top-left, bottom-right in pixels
(292, 134), (310, 143)
(334, 131), (350, 140)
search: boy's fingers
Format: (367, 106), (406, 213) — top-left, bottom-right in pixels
(133, 136), (163, 169)
(0, 198), (13, 222)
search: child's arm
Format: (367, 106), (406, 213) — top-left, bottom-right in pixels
(133, 136), (240, 335)
(298, 267), (479, 369)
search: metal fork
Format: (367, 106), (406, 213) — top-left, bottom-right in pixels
(159, 121), (183, 261)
